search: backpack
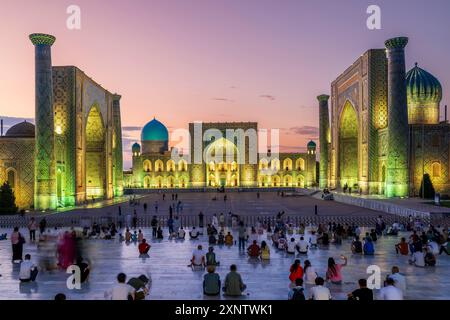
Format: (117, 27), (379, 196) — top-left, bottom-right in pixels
(291, 287), (305, 300)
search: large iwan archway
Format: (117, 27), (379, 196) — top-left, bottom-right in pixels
(205, 137), (240, 187)
(339, 101), (358, 189)
(86, 105), (106, 199)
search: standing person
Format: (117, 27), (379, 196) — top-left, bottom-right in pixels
(132, 212), (138, 230)
(198, 212), (204, 229)
(106, 273), (135, 300)
(168, 216), (174, 235)
(143, 202), (147, 214)
(28, 217), (37, 242)
(39, 218), (47, 234)
(326, 256), (347, 285)
(309, 277), (332, 300)
(223, 265), (246, 296)
(154, 201), (159, 213)
(219, 213), (225, 228)
(289, 259), (304, 285)
(378, 278), (403, 300)
(19, 254), (39, 282)
(238, 221), (247, 251)
(303, 260), (318, 285)
(347, 279), (373, 301)
(126, 213), (132, 229)
(288, 278), (305, 300)
(151, 216), (158, 238)
(11, 227), (25, 263)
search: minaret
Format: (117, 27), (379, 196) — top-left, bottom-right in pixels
(318, 94), (330, 189)
(385, 37), (409, 197)
(30, 33), (57, 210)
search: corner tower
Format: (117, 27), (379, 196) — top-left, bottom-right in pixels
(30, 33), (57, 210)
(318, 95), (330, 189)
(385, 36), (409, 197)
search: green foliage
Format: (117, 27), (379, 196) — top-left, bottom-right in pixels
(419, 173), (435, 199)
(0, 182), (18, 215)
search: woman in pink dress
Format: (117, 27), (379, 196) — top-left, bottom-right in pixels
(326, 256), (348, 285)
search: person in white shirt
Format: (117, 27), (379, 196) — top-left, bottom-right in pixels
(190, 245), (206, 267)
(409, 249), (425, 267)
(303, 260), (318, 285)
(107, 273), (135, 300)
(427, 240), (439, 255)
(378, 278), (403, 300)
(177, 227), (186, 239)
(309, 277), (331, 300)
(189, 227), (199, 239)
(297, 236), (309, 254)
(309, 231), (318, 248)
(286, 238), (297, 254)
(387, 266), (406, 294)
(19, 254), (39, 282)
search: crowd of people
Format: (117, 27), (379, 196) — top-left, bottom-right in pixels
(2, 192), (449, 301)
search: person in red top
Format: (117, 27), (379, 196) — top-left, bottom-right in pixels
(395, 237), (409, 255)
(247, 240), (261, 258)
(138, 239), (151, 255)
(289, 259), (303, 284)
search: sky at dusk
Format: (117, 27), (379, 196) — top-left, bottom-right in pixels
(1, 0), (449, 169)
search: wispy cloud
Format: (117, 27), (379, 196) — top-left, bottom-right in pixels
(287, 126), (319, 136)
(259, 94), (275, 101)
(212, 97), (234, 102)
(122, 126), (141, 131)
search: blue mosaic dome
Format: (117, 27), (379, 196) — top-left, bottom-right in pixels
(132, 142), (141, 152)
(141, 118), (169, 142)
(307, 140), (316, 148)
(406, 63), (442, 103)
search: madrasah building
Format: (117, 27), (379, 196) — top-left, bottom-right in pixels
(0, 34), (124, 210)
(319, 36), (450, 198)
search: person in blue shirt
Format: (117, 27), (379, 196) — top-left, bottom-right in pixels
(363, 237), (375, 255)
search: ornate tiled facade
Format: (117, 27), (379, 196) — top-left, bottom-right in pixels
(126, 121), (317, 189)
(322, 37), (450, 197)
(0, 34), (123, 210)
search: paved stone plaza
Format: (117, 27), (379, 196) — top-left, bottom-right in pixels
(0, 193), (448, 300)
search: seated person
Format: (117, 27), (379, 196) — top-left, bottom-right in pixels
(395, 237), (409, 255)
(288, 278), (305, 300)
(125, 229), (132, 242)
(131, 231), (138, 242)
(363, 238), (375, 255)
(156, 227), (164, 239)
(351, 237), (363, 254)
(260, 241), (270, 260)
(247, 240), (261, 257)
(296, 236), (309, 254)
(223, 264), (246, 296)
(203, 266), (221, 296)
(189, 227), (200, 239)
(190, 245), (206, 268)
(309, 231), (318, 248)
(217, 232), (225, 245)
(271, 232), (280, 247)
(424, 248), (436, 266)
(19, 254), (39, 282)
(370, 229), (378, 242)
(127, 275), (150, 300)
(138, 239), (151, 255)
(75, 257), (90, 283)
(208, 234), (217, 245)
(177, 227), (186, 239)
(206, 246), (220, 266)
(224, 232), (234, 246)
(286, 238), (297, 254)
(409, 248), (425, 267)
(277, 235), (287, 250)
(320, 232), (330, 245)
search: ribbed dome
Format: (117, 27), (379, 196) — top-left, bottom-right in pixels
(406, 63), (442, 104)
(132, 142), (141, 152)
(307, 140), (316, 148)
(5, 121), (35, 138)
(141, 118), (169, 142)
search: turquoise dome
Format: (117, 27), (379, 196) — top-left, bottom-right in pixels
(406, 63), (442, 103)
(132, 142), (141, 152)
(141, 118), (169, 142)
(307, 140), (316, 148)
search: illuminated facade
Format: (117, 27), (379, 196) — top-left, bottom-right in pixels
(126, 121), (317, 189)
(0, 34), (123, 210)
(320, 36), (448, 197)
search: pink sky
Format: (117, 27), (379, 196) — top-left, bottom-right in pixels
(1, 0), (449, 168)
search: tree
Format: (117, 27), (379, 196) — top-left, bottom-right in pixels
(0, 182), (18, 215)
(419, 173), (435, 199)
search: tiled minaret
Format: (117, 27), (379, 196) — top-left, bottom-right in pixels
(318, 94), (330, 189)
(385, 37), (409, 197)
(30, 33), (57, 210)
